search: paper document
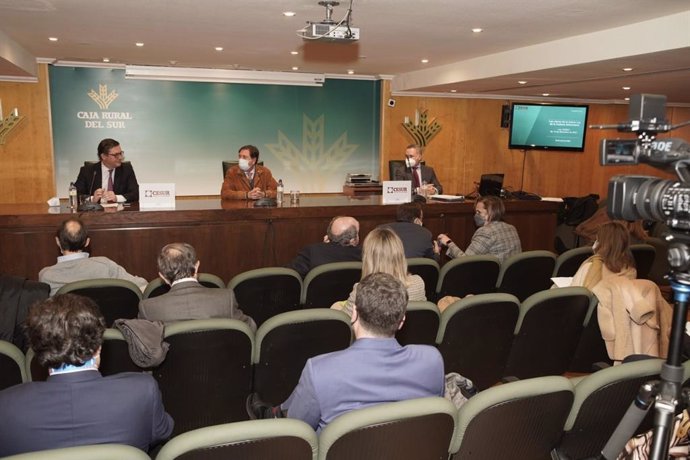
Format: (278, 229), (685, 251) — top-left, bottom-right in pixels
(551, 277), (573, 288)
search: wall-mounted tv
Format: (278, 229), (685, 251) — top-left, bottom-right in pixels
(508, 103), (589, 152)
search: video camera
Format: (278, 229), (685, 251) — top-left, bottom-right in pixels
(597, 94), (690, 229)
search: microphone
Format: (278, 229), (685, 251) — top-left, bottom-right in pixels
(78, 170), (103, 212)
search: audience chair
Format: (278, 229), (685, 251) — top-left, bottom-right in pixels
(451, 376), (574, 460)
(1, 444), (151, 460)
(153, 319), (254, 436)
(631, 243), (656, 280)
(301, 262), (362, 308)
(56, 279), (142, 327)
(0, 340), (27, 390)
(229, 267), (303, 327)
(503, 287), (592, 380)
(568, 295), (613, 372)
(436, 293), (520, 390)
(24, 348), (48, 382)
(395, 301), (440, 346)
(436, 255), (501, 299)
(496, 250), (558, 302)
(0, 274), (50, 352)
(99, 328), (143, 375)
(253, 309), (352, 406)
(222, 160), (263, 178)
(554, 358), (663, 460)
(156, 419), (317, 460)
(318, 397), (457, 460)
(142, 273), (225, 299)
(406, 258), (439, 302)
(553, 246), (594, 278)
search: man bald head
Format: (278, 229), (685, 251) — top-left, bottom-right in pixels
(327, 216), (360, 247)
(55, 218), (90, 253)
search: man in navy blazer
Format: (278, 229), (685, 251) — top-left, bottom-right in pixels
(280, 272), (445, 431)
(74, 138), (139, 203)
(0, 294), (173, 457)
(393, 144), (443, 196)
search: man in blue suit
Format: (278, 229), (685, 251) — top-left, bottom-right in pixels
(0, 294), (173, 457)
(281, 272), (445, 431)
(74, 138), (139, 203)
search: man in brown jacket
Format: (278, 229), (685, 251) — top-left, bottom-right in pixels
(221, 145), (278, 200)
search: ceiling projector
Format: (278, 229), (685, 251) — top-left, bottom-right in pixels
(300, 0), (359, 42)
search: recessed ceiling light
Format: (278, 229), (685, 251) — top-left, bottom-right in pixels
(135, 42), (144, 47)
(283, 11), (296, 17)
(518, 80), (527, 85)
(471, 28), (483, 33)
(48, 37), (58, 42)
(542, 93), (550, 97)
(292, 66), (299, 71)
(102, 57), (110, 63)
(622, 67), (633, 72)
(347, 69), (355, 75)
(421, 59), (429, 63)
(622, 86), (631, 90)
(215, 47), (224, 51)
(290, 51), (299, 55)
(624, 97), (630, 101)
(450, 89), (457, 93)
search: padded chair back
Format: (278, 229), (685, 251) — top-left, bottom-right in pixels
(222, 160), (263, 178)
(253, 309), (352, 405)
(503, 287), (592, 380)
(496, 250), (557, 302)
(631, 243), (656, 280)
(568, 296), (613, 372)
(451, 376), (574, 460)
(436, 255), (500, 299)
(318, 397), (457, 460)
(436, 293), (520, 390)
(99, 329), (143, 375)
(56, 279), (143, 327)
(154, 319), (254, 435)
(406, 258), (439, 302)
(395, 301), (440, 346)
(556, 359), (663, 460)
(387, 160), (424, 181)
(1, 444), (150, 460)
(301, 262), (362, 308)
(155, 419), (318, 460)
(553, 246), (594, 277)
(0, 340), (26, 390)
(229, 267), (303, 327)
(142, 273), (225, 299)
(25, 348), (48, 382)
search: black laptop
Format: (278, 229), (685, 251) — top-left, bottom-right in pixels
(478, 174), (504, 197)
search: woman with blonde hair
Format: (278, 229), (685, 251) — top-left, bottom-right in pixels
(332, 227), (426, 316)
(572, 221), (637, 289)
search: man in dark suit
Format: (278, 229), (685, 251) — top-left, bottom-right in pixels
(393, 143), (443, 195)
(74, 138), (139, 203)
(138, 242), (256, 332)
(287, 216), (362, 279)
(0, 294), (173, 457)
(382, 202), (438, 261)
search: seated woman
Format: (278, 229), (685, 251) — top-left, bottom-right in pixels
(436, 195), (521, 263)
(571, 221), (637, 289)
(332, 227), (425, 316)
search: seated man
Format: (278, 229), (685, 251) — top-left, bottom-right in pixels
(382, 202), (438, 261)
(287, 216), (362, 278)
(277, 272), (444, 431)
(138, 242), (256, 331)
(393, 143), (443, 196)
(74, 138), (139, 203)
(437, 195), (521, 263)
(221, 144), (278, 200)
(39, 218), (148, 296)
(0, 294), (173, 456)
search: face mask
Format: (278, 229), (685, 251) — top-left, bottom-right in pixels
(474, 214), (486, 227)
(405, 157), (417, 168)
(238, 158), (251, 171)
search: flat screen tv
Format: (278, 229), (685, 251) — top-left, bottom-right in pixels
(508, 103), (589, 152)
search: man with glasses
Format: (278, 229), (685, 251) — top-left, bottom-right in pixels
(75, 138), (139, 203)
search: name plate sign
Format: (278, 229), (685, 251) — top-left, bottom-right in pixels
(139, 183), (176, 209)
(382, 180), (412, 204)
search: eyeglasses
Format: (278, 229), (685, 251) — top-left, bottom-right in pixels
(105, 151), (125, 158)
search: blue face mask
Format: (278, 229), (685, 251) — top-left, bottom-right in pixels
(474, 214), (486, 227)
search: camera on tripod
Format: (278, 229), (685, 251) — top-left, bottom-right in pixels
(597, 94), (690, 229)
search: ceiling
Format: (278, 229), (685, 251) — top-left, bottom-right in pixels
(1, 0), (690, 104)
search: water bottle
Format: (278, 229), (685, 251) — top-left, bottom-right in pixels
(68, 182), (78, 210)
(277, 179), (284, 204)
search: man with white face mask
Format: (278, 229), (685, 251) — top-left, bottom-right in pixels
(221, 145), (278, 200)
(393, 144), (443, 196)
(436, 195), (521, 262)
